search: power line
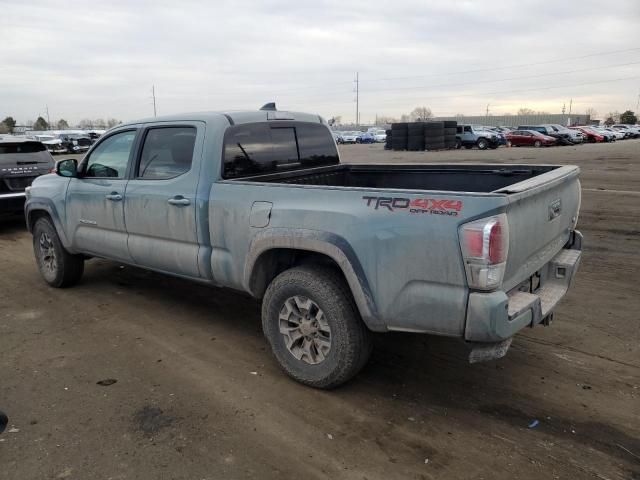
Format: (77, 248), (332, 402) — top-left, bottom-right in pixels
(229, 47), (640, 98)
(342, 75), (640, 107)
(359, 47), (640, 85)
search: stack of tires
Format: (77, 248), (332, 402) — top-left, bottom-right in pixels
(424, 122), (445, 151)
(391, 123), (408, 151)
(384, 129), (392, 150)
(407, 122), (425, 151)
(444, 121), (457, 149)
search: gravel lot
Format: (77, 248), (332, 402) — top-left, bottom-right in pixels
(1, 140), (639, 480)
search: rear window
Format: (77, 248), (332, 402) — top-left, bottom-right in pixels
(223, 122), (338, 179)
(0, 142), (46, 154)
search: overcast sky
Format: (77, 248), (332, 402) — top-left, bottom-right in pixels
(1, 0), (639, 125)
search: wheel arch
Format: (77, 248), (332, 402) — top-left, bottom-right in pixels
(25, 199), (73, 250)
(244, 229), (382, 331)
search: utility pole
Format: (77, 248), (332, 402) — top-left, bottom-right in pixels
(485, 103), (490, 118)
(562, 103), (566, 114)
(354, 72), (359, 127)
(45, 105), (50, 129)
(152, 85), (157, 117)
(568, 98), (572, 115)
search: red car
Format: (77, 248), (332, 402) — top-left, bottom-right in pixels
(505, 130), (557, 147)
(570, 126), (604, 143)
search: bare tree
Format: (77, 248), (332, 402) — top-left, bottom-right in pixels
(517, 108), (536, 115)
(585, 107), (598, 119)
(410, 106), (433, 121)
(57, 119), (70, 129)
(0, 123), (9, 134)
(376, 116), (397, 126)
(106, 118), (121, 129)
(78, 119), (94, 129)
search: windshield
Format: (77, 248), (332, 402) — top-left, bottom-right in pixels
(0, 142), (47, 154)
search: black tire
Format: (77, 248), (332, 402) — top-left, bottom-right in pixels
(262, 266), (372, 389)
(32, 217), (84, 288)
(533, 140), (542, 148)
(476, 138), (489, 150)
(455, 138), (462, 149)
(392, 137), (408, 151)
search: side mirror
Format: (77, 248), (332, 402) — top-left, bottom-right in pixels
(56, 158), (78, 178)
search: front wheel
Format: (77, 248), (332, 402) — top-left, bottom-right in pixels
(262, 266), (372, 389)
(476, 138), (488, 150)
(32, 217), (84, 288)
(534, 140), (542, 148)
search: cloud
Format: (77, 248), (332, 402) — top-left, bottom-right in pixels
(1, 0), (639, 124)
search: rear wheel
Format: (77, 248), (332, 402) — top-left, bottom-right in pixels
(262, 265), (372, 389)
(32, 217), (84, 288)
(455, 138), (462, 149)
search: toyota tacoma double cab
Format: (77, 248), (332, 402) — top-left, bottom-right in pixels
(25, 106), (582, 388)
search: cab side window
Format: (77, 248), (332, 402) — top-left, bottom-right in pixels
(137, 127), (196, 179)
(84, 131), (136, 178)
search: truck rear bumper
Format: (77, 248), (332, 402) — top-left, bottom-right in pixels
(464, 231), (582, 345)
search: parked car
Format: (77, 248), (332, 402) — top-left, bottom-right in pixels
(25, 107), (582, 388)
(455, 124), (500, 149)
(338, 131), (360, 144)
(590, 127), (616, 142)
(59, 133), (93, 153)
(611, 125), (640, 138)
(570, 126), (604, 143)
(356, 132), (376, 144)
(369, 129), (387, 143)
(506, 130), (557, 147)
(518, 125), (572, 145)
(31, 134), (68, 155)
(601, 127), (625, 140)
(482, 127), (508, 145)
(0, 135), (54, 216)
(544, 124), (584, 144)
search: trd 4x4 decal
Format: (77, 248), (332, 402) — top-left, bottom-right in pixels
(363, 196), (463, 216)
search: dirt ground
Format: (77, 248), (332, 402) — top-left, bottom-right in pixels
(1, 140), (639, 480)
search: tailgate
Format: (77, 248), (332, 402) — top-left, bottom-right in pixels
(496, 166), (581, 291)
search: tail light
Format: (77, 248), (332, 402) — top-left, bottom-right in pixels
(459, 214), (509, 290)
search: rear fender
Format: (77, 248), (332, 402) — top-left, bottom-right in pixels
(244, 228), (381, 330)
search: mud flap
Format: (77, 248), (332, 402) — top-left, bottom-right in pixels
(468, 338), (513, 364)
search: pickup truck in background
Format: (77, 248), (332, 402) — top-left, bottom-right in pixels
(25, 106), (582, 388)
(455, 125), (501, 150)
(0, 136), (54, 217)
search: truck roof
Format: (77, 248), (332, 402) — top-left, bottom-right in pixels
(121, 110), (326, 128)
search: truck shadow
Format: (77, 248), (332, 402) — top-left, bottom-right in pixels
(78, 260), (639, 471)
(0, 216), (28, 237)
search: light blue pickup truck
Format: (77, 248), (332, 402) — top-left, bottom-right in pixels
(25, 106), (582, 388)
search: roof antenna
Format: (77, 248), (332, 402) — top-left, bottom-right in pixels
(260, 102), (277, 111)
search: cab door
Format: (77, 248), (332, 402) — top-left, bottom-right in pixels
(123, 123), (203, 278)
(65, 129), (138, 261)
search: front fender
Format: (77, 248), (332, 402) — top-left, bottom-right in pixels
(25, 197), (73, 251)
(244, 228), (382, 331)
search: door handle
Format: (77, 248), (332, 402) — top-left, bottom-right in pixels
(105, 193), (123, 201)
(168, 196), (190, 206)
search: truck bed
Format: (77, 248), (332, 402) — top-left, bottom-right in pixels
(235, 164), (560, 193)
